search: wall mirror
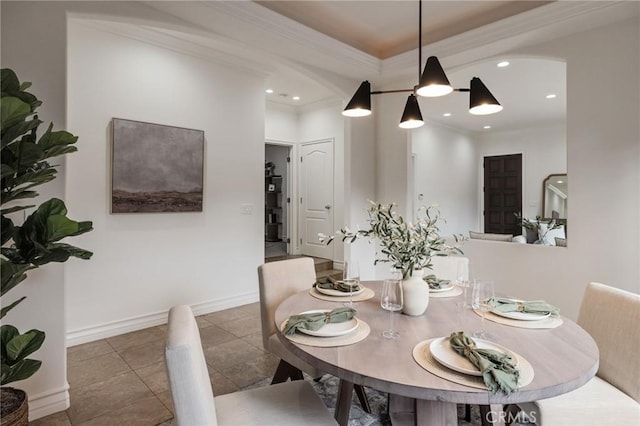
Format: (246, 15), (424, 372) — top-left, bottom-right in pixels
(542, 174), (568, 219)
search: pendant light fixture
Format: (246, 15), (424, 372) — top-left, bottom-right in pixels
(342, 0), (503, 128)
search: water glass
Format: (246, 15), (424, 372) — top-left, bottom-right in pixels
(455, 262), (470, 310)
(471, 280), (495, 339)
(381, 279), (403, 339)
(343, 261), (360, 307)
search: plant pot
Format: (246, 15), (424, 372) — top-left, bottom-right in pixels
(402, 269), (429, 316)
(0, 387), (28, 426)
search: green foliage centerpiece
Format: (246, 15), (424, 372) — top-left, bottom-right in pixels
(321, 201), (463, 315)
(1, 68), (93, 420)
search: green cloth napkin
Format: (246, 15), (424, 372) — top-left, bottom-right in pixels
(423, 274), (450, 290)
(487, 297), (559, 316)
(313, 276), (359, 293)
(283, 307), (357, 336)
(448, 331), (519, 394)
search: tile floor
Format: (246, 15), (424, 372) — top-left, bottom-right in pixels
(31, 302), (279, 426)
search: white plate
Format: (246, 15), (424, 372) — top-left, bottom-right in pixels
(296, 310), (359, 337)
(492, 309), (551, 321)
(429, 282), (454, 293)
(429, 336), (518, 376)
(315, 284), (365, 297)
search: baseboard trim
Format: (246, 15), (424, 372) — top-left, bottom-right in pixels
(66, 292), (259, 347)
(27, 384), (70, 421)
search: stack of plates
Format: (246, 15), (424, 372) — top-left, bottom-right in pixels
(490, 300), (552, 321)
(428, 336), (518, 376)
(429, 282), (455, 294)
(295, 310), (359, 338)
(315, 284), (364, 298)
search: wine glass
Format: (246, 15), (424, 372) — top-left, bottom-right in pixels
(455, 261), (470, 310)
(381, 279), (403, 339)
(343, 261), (360, 307)
(472, 280), (495, 339)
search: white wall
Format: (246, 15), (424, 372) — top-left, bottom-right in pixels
(411, 123), (478, 237)
(265, 101), (298, 142)
(477, 124), (566, 222)
(65, 20), (265, 339)
(298, 99), (346, 265)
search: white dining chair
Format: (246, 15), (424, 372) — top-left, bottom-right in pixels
(164, 304), (338, 426)
(509, 282), (640, 425)
(257, 257), (371, 412)
(429, 255), (469, 282)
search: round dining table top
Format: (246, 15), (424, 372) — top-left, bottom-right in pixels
(275, 280), (599, 405)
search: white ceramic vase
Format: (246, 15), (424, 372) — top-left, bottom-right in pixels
(401, 269), (429, 316)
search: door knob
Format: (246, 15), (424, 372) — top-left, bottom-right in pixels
(325, 205), (331, 210)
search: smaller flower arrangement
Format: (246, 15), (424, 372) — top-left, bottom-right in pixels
(515, 213), (562, 245)
(320, 201), (464, 279)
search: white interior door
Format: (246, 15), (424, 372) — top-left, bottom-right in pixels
(300, 140), (334, 259)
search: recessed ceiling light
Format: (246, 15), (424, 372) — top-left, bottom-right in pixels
(265, 89), (273, 94)
(483, 125), (491, 129)
(497, 61), (510, 68)
(292, 96), (300, 101)
(546, 94), (557, 99)
(557, 180), (564, 184)
(443, 113), (451, 117)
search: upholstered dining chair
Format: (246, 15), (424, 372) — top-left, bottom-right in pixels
(257, 257), (371, 412)
(508, 282), (640, 425)
(164, 304), (337, 426)
(429, 255), (469, 282)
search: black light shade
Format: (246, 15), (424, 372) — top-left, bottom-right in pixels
(342, 81), (372, 117)
(416, 56), (453, 97)
(399, 94), (424, 129)
(469, 77), (503, 115)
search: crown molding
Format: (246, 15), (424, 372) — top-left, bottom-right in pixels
(144, 1), (381, 79)
(382, 1), (635, 78)
(70, 18), (270, 79)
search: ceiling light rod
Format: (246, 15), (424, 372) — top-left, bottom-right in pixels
(341, 0), (503, 128)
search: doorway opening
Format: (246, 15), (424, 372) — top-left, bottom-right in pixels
(265, 143), (292, 258)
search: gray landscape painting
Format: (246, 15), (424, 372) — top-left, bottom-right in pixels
(112, 118), (204, 213)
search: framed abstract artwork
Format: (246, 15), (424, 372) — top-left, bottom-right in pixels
(111, 118), (204, 213)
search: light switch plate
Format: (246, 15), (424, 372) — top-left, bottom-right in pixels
(241, 203), (253, 215)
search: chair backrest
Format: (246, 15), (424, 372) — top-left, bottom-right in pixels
(429, 256), (469, 282)
(165, 305), (218, 426)
(577, 282), (640, 403)
(258, 257), (317, 350)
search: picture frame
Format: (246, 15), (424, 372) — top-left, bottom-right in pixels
(111, 118), (204, 213)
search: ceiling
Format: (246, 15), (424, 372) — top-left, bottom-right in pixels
(259, 0), (565, 133)
(257, 1), (550, 59)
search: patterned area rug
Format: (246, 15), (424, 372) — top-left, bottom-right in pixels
(156, 374), (535, 425)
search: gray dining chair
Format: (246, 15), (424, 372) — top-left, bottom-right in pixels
(507, 282), (640, 425)
(164, 304), (337, 426)
(258, 257), (371, 412)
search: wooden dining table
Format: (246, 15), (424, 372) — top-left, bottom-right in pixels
(274, 281), (599, 426)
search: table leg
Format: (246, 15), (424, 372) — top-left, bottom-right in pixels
(389, 394), (457, 426)
(334, 379), (354, 426)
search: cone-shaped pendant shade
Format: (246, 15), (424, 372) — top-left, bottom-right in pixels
(469, 77), (503, 115)
(399, 94), (424, 129)
(416, 56), (453, 97)
(342, 81), (372, 117)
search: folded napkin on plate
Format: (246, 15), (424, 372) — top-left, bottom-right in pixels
(283, 307), (357, 336)
(423, 274), (450, 290)
(487, 297), (559, 316)
(449, 331), (519, 394)
(313, 276), (359, 293)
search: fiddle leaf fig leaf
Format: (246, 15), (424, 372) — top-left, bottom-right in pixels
(0, 359), (42, 385)
(6, 329), (45, 361)
(1, 97), (31, 131)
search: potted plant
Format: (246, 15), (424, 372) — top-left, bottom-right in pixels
(320, 201), (463, 315)
(1, 68), (93, 424)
